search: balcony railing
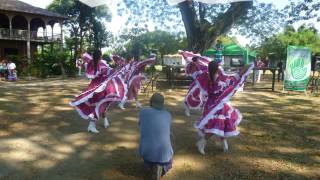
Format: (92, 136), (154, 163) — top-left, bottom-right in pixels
(0, 28), (61, 42)
(0, 28), (9, 38)
(11, 29), (28, 40)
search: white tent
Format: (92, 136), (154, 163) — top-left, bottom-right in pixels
(79, 0), (107, 7)
(167, 0), (252, 6)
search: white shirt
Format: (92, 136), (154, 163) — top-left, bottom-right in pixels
(76, 59), (83, 68)
(7, 63), (16, 70)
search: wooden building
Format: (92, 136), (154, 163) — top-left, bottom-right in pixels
(0, 0), (66, 62)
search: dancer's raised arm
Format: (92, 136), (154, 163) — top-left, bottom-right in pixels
(111, 55), (126, 67)
(179, 50), (211, 64)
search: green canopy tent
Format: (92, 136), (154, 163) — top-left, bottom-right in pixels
(204, 44), (256, 66)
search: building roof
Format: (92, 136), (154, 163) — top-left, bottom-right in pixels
(0, 0), (66, 19)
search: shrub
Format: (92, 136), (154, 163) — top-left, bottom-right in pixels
(28, 47), (76, 78)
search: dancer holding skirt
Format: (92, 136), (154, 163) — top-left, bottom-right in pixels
(194, 60), (253, 154)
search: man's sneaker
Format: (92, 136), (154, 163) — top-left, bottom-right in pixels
(136, 101), (142, 108)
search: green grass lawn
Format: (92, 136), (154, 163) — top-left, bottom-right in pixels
(0, 78), (319, 179)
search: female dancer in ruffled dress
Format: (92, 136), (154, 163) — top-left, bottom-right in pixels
(179, 51), (211, 116)
(110, 54), (129, 109)
(114, 55), (156, 109)
(194, 60), (253, 154)
(70, 50), (127, 133)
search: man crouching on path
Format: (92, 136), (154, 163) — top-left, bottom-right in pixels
(138, 93), (173, 179)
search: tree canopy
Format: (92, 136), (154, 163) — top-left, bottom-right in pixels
(119, 0), (285, 53)
(114, 29), (186, 61)
(285, 0), (320, 24)
(257, 25), (320, 62)
(48, 0), (112, 58)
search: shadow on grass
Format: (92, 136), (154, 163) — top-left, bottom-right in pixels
(0, 78), (319, 179)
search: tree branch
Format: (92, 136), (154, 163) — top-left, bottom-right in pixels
(178, 1), (252, 52)
(201, 1), (253, 51)
(199, 2), (206, 24)
(178, 1), (200, 50)
(210, 2), (253, 38)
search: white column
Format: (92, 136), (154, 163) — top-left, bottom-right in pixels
(51, 24), (54, 41)
(59, 21), (63, 50)
(27, 18), (31, 62)
(44, 22), (48, 41)
(8, 15), (12, 38)
(43, 25), (46, 40)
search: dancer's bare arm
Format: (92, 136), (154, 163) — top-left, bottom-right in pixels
(240, 64), (252, 75)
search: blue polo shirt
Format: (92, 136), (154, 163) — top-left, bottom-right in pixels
(138, 107), (173, 163)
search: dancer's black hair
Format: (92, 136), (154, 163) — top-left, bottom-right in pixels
(93, 49), (102, 73)
(192, 57), (198, 62)
(208, 61), (219, 82)
(104, 55), (112, 63)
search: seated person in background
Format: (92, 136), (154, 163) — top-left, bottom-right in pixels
(0, 60), (7, 80)
(139, 93), (173, 179)
(7, 60), (17, 81)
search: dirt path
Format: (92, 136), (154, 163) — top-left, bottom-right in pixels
(0, 79), (319, 179)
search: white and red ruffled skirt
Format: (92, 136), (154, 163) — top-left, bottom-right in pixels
(126, 74), (146, 101)
(200, 102), (242, 137)
(184, 81), (207, 110)
(70, 75), (126, 120)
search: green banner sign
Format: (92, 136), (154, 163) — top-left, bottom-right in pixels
(284, 46), (311, 91)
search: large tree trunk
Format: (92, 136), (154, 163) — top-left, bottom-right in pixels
(79, 27), (84, 54)
(161, 53), (164, 66)
(59, 61), (66, 78)
(178, 1), (199, 51)
(71, 25), (80, 61)
(79, 6), (86, 54)
(73, 36), (79, 61)
(178, 1), (253, 53)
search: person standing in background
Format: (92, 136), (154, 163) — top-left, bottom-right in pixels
(255, 57), (265, 83)
(76, 56), (83, 76)
(277, 60), (284, 82)
(263, 56), (269, 75)
(7, 60), (17, 81)
(215, 40), (224, 64)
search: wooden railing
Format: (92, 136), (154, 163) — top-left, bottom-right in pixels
(11, 29), (28, 40)
(0, 28), (61, 42)
(0, 28), (10, 38)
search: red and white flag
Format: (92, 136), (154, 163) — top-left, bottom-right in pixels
(167, 0), (252, 6)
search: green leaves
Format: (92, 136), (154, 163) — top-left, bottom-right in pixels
(257, 25), (320, 63)
(116, 30), (186, 59)
(119, 0), (294, 52)
(48, 0), (112, 51)
(285, 0), (320, 24)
